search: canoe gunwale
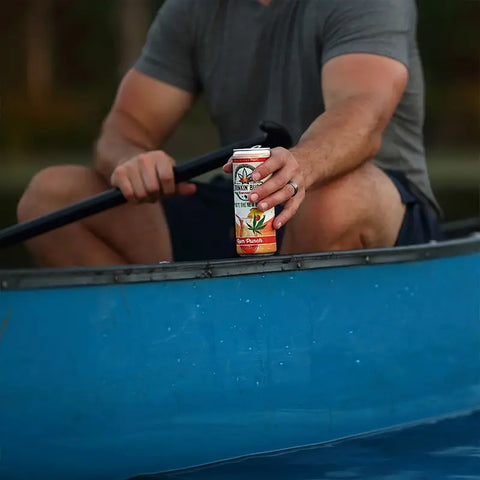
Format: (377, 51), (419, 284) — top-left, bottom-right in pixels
(1, 233), (479, 291)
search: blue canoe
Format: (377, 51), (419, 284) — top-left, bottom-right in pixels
(0, 222), (479, 480)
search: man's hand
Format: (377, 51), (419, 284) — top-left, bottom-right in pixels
(111, 150), (196, 203)
(224, 147), (305, 229)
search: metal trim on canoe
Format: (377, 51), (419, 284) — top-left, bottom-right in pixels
(1, 233), (479, 291)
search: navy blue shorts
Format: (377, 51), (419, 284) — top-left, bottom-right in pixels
(384, 169), (443, 247)
(163, 171), (443, 262)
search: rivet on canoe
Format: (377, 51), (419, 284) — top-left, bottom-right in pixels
(365, 256), (371, 263)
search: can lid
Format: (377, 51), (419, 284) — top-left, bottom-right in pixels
(232, 145), (271, 158)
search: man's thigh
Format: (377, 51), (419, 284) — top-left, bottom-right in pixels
(18, 165), (175, 265)
(280, 162), (407, 254)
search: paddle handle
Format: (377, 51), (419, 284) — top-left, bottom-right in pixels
(0, 122), (292, 248)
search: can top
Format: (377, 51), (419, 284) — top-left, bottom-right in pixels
(232, 145), (270, 158)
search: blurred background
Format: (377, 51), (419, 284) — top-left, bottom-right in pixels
(0, 0), (478, 268)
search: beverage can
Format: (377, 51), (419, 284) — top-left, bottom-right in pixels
(232, 146), (277, 256)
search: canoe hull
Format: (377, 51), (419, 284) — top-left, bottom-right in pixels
(0, 243), (479, 479)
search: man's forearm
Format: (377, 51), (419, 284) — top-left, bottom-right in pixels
(292, 94), (386, 191)
(94, 110), (158, 182)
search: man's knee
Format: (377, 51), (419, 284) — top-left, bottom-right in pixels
(281, 163), (405, 253)
(17, 165), (104, 223)
(283, 187), (369, 252)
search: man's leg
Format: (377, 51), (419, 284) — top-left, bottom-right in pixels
(17, 165), (173, 266)
(280, 162), (406, 254)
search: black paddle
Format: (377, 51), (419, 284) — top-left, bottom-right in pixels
(0, 121), (292, 248)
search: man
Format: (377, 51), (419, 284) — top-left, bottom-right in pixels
(17, 0), (442, 266)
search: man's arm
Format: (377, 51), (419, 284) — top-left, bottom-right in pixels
(245, 53), (408, 229)
(292, 53), (408, 190)
(95, 69), (195, 200)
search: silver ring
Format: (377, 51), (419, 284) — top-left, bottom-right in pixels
(287, 180), (298, 197)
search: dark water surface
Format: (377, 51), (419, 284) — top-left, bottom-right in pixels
(136, 410), (480, 480)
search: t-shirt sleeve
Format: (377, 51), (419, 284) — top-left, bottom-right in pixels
(320, 0), (416, 68)
(133, 0), (200, 93)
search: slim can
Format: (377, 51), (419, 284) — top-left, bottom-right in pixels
(232, 146), (277, 256)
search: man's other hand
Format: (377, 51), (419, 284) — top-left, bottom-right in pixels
(111, 151), (196, 203)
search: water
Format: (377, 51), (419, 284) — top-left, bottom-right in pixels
(134, 410), (480, 480)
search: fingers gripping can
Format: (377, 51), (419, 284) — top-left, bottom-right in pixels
(232, 146), (276, 256)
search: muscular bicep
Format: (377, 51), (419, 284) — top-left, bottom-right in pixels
(322, 53), (408, 130)
(104, 69), (195, 149)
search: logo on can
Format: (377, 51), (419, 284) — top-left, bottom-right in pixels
(232, 146), (277, 256)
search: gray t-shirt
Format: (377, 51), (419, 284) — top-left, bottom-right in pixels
(134, 0), (439, 212)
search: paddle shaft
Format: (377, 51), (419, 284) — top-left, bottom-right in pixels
(0, 122), (292, 248)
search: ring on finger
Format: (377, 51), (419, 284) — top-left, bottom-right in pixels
(287, 180), (298, 197)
